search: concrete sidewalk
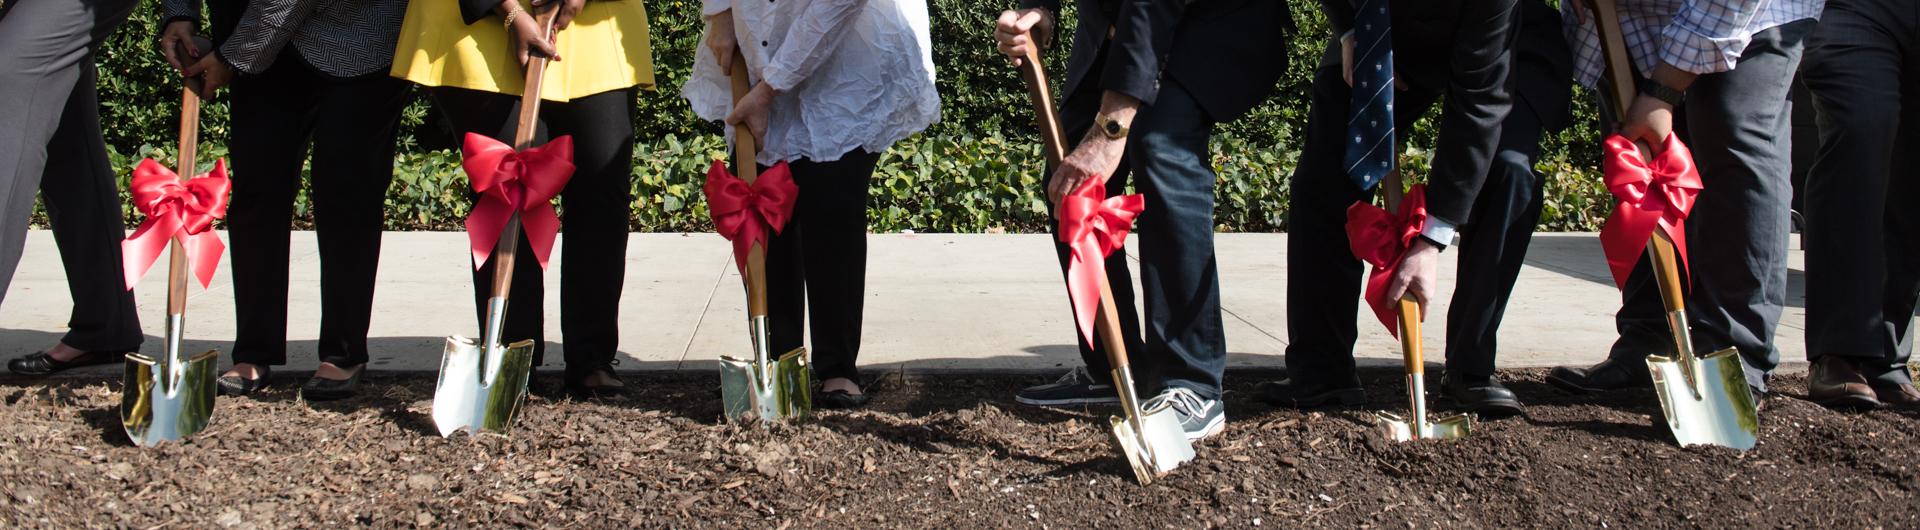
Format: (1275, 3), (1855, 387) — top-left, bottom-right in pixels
(0, 231), (1814, 376)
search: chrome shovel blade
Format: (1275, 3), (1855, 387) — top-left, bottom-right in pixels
(1648, 347), (1759, 450)
(1109, 415), (1155, 485)
(719, 347), (811, 422)
(1374, 412), (1417, 442)
(1108, 402), (1196, 485)
(432, 336), (536, 437)
(120, 350), (219, 447)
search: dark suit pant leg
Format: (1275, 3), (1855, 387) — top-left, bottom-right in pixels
(41, 61), (141, 353)
(1125, 81), (1225, 399)
(0, 0), (136, 308)
(430, 87), (552, 365)
(226, 62), (321, 367)
(1802, 0), (1920, 386)
(1444, 109), (1548, 381)
(767, 150), (880, 383)
(1668, 21), (1811, 390)
(1285, 45), (1374, 387)
(1044, 84), (1144, 386)
(544, 88), (637, 378)
(305, 74), (407, 368)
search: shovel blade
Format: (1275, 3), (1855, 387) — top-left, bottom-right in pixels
(431, 336), (536, 437)
(1647, 347), (1759, 450)
(120, 350), (219, 447)
(1425, 413), (1473, 440)
(720, 347), (811, 422)
(1374, 412), (1472, 442)
(1374, 413), (1417, 442)
(1107, 403), (1196, 484)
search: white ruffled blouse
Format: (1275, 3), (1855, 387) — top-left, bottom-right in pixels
(683, 0), (941, 165)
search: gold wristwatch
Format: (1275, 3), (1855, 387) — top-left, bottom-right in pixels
(1095, 113), (1130, 140)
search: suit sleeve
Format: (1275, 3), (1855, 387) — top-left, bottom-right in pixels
(161, 0), (201, 25)
(1316, 0), (1356, 36)
(216, 0), (327, 74)
(1017, 0), (1061, 14)
(460, 0), (506, 25)
(1426, 0), (1518, 226)
(1098, 0), (1189, 105)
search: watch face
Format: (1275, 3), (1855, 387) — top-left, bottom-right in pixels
(1104, 121), (1122, 134)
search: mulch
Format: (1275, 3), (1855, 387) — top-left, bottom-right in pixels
(0, 368), (1915, 528)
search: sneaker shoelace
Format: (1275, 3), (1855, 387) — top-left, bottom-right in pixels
(1151, 388), (1208, 419)
(1055, 366), (1092, 386)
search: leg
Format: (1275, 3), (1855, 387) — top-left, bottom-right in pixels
(1283, 44), (1373, 390)
(1126, 81), (1225, 400)
(39, 58), (141, 354)
(542, 88), (637, 385)
(224, 56), (321, 368)
(1680, 20), (1811, 391)
(0, 0), (137, 307)
(788, 150), (881, 385)
(307, 73), (408, 369)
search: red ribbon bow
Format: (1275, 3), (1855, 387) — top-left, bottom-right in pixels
(704, 159), (798, 272)
(1345, 184), (1428, 337)
(1598, 133), (1701, 290)
(461, 133), (574, 270)
(122, 158), (231, 290)
(1058, 174), (1145, 344)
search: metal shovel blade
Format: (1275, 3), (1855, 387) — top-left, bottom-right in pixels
(720, 347), (811, 422)
(431, 336), (536, 437)
(1374, 412), (1473, 442)
(1647, 347), (1758, 450)
(120, 350), (219, 447)
(1107, 401), (1196, 484)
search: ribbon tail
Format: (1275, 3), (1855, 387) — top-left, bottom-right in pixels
(120, 216), (179, 291)
(183, 231), (225, 289)
(1363, 265), (1398, 338)
(465, 199), (512, 270)
(1065, 240), (1103, 346)
(1599, 203), (1655, 291)
(522, 204), (561, 270)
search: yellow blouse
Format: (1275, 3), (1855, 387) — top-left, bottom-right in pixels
(391, 0), (656, 102)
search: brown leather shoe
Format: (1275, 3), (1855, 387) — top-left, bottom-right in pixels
(1808, 356), (1879, 409)
(1870, 382), (1920, 405)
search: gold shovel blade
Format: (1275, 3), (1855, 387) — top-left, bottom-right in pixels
(431, 336), (536, 437)
(1374, 412), (1472, 442)
(1425, 413), (1473, 440)
(1374, 412), (1417, 442)
(120, 350), (219, 447)
(720, 347), (811, 422)
(1647, 347), (1759, 450)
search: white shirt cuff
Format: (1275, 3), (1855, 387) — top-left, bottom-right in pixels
(1421, 218), (1458, 248)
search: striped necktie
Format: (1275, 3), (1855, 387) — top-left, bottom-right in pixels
(1343, 0), (1395, 191)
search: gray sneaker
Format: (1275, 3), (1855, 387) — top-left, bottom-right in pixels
(1145, 387), (1225, 441)
(1015, 367), (1119, 406)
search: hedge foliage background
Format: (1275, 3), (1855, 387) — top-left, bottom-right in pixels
(86, 0), (1611, 233)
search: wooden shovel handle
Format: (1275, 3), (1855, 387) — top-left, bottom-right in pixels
(1397, 296), (1422, 376)
(1588, 0), (1689, 314)
(485, 6), (562, 300)
(166, 83), (201, 317)
(728, 49), (769, 317)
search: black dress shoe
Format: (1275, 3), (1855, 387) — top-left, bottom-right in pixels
(1442, 373), (1522, 416)
(1808, 355), (1878, 409)
(820, 389), (871, 409)
(1255, 377), (1365, 409)
(216, 366), (273, 397)
(7, 350), (122, 375)
(1546, 357), (1651, 394)
(565, 368), (626, 400)
(300, 365), (366, 401)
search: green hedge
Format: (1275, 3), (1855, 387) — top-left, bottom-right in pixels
(83, 0), (1610, 233)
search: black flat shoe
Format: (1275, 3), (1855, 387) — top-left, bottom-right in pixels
(216, 366), (273, 397)
(7, 350), (122, 375)
(1255, 377), (1366, 409)
(1442, 372), (1522, 416)
(565, 369), (626, 400)
(819, 389), (871, 409)
(301, 365), (365, 401)
(1547, 357), (1652, 394)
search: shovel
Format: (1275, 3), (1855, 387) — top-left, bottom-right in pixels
(1588, 0), (1758, 450)
(1018, 49), (1193, 484)
(121, 44), (225, 447)
(1365, 175), (1472, 443)
(432, 8), (569, 437)
(714, 51), (810, 422)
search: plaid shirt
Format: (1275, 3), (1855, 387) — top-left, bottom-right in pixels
(1561, 0), (1823, 87)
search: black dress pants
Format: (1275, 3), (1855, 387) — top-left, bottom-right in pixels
(226, 53), (407, 368)
(431, 87), (635, 381)
(1441, 0), (1572, 381)
(766, 149), (881, 383)
(43, 62), (143, 354)
(1801, 0), (1920, 387)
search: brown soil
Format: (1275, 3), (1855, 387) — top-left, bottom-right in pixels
(0, 368), (1916, 528)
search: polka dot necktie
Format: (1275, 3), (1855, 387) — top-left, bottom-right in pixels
(1343, 0), (1395, 191)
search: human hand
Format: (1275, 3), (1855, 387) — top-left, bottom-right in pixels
(1385, 238), (1441, 321)
(724, 82), (776, 147)
(994, 8), (1054, 66)
(182, 52), (235, 93)
(1618, 93), (1675, 151)
(503, 3), (561, 66)
(705, 9), (737, 74)
(1048, 132), (1124, 206)
(159, 20), (201, 73)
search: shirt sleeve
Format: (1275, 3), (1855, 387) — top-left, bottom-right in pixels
(1658, 0), (1765, 75)
(761, 0), (870, 93)
(702, 0), (731, 18)
(460, 0), (507, 25)
(218, 0), (329, 74)
(161, 0), (201, 24)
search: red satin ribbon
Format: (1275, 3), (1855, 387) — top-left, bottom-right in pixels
(1058, 174), (1144, 345)
(1346, 184), (1428, 337)
(704, 159), (798, 272)
(122, 158), (231, 290)
(1598, 133), (1700, 290)
(461, 133), (574, 270)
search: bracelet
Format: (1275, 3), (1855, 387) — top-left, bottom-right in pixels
(502, 6), (520, 28)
